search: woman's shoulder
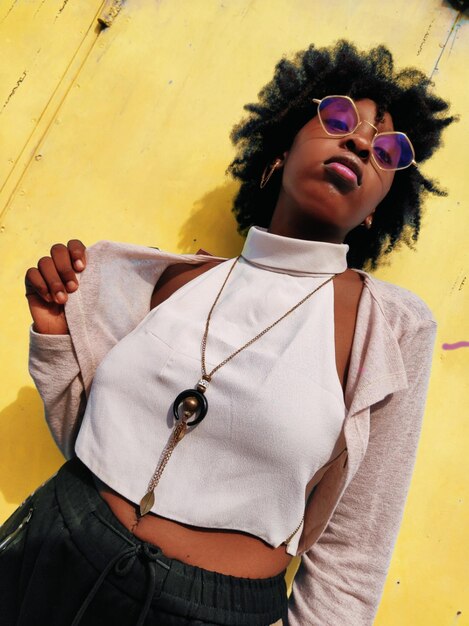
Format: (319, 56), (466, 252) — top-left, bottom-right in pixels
(86, 239), (227, 262)
(82, 240), (228, 280)
(72, 239), (228, 310)
(352, 268), (437, 328)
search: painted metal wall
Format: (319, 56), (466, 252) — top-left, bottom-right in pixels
(1, 1), (467, 623)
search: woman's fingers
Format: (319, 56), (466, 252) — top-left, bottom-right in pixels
(46, 240), (86, 302)
(37, 254), (69, 303)
(66, 239), (87, 272)
(24, 267), (53, 302)
(50, 243), (80, 295)
(24, 269), (69, 335)
(24, 240), (87, 305)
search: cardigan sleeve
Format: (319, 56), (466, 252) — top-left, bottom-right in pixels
(287, 318), (438, 625)
(28, 324), (87, 460)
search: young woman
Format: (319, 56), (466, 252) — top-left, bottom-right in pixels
(1, 40), (455, 625)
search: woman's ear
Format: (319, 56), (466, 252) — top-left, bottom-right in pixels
(260, 156), (285, 189)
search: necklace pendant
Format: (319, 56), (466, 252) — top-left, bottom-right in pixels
(139, 490), (155, 516)
(196, 377), (210, 393)
(172, 384), (209, 426)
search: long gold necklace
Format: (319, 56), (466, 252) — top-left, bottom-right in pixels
(139, 255), (338, 515)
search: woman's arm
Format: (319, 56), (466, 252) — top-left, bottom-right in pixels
(25, 240), (88, 458)
(287, 318), (438, 625)
(28, 326), (86, 459)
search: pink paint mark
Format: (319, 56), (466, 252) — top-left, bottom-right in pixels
(442, 341), (469, 350)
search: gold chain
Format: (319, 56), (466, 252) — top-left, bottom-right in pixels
(140, 420), (188, 515)
(147, 422), (187, 493)
(201, 255), (337, 382)
(283, 514), (305, 545)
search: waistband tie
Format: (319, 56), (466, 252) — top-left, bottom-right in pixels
(71, 530), (171, 626)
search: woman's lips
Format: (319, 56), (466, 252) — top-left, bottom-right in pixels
(323, 162), (359, 189)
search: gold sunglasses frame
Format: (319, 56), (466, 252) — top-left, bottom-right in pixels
(312, 95), (417, 172)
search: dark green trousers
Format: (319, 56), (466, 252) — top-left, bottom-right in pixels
(0, 457), (288, 626)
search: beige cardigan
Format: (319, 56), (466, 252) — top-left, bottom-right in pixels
(28, 240), (438, 625)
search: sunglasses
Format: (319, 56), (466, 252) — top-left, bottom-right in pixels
(312, 95), (417, 171)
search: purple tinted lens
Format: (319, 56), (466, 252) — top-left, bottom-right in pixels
(318, 97), (358, 135)
(373, 133), (414, 169)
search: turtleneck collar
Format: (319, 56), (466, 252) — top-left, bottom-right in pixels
(240, 225), (349, 276)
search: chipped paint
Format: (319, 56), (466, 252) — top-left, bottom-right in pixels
(450, 610), (463, 625)
(448, 20), (462, 57)
(97, 0), (126, 28)
(0, 0), (19, 26)
(55, 0), (70, 21)
(430, 13), (462, 77)
(417, 19), (435, 56)
(33, 0), (47, 18)
(1, 70), (27, 112)
(449, 271), (466, 293)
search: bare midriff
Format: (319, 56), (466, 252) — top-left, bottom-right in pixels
(97, 481), (293, 578)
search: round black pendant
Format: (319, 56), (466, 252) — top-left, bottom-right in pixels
(172, 389), (208, 426)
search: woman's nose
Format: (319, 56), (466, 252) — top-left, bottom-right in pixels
(341, 120), (376, 160)
(345, 137), (371, 161)
(341, 135), (371, 161)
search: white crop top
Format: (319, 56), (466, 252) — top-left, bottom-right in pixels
(75, 225), (349, 555)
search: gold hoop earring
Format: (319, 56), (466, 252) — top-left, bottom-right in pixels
(360, 216), (373, 229)
(260, 158), (283, 189)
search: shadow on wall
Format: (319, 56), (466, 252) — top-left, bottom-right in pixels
(178, 180), (246, 257)
(0, 387), (63, 511)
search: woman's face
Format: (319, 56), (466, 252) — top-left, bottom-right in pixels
(270, 98), (396, 242)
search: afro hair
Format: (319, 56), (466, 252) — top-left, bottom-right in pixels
(227, 40), (456, 270)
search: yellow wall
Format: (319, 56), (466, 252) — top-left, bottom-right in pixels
(1, 1), (467, 623)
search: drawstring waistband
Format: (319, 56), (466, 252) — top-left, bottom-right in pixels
(71, 514), (171, 626)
